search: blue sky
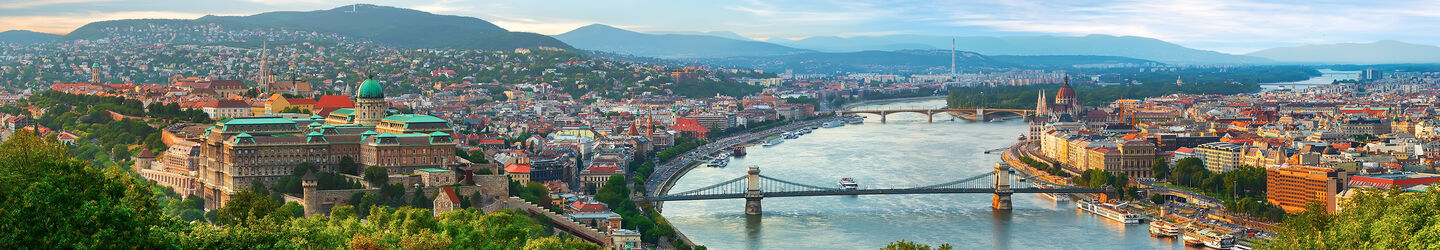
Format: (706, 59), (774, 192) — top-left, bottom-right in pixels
(0, 0), (1435, 53)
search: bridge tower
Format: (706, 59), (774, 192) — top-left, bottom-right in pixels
(745, 167), (763, 215)
(992, 163), (1012, 210)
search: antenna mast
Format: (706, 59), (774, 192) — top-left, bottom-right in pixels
(950, 38), (956, 76)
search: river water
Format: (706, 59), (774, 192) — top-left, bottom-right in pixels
(1260, 69), (1359, 91)
(661, 98), (1191, 249)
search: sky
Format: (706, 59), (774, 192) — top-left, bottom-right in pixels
(0, 0), (1437, 54)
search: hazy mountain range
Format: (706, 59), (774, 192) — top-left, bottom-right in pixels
(0, 30), (60, 45)
(770, 35), (1272, 64)
(63, 4), (569, 50)
(555, 24), (808, 58)
(5, 4), (1440, 65)
(1245, 40), (1440, 64)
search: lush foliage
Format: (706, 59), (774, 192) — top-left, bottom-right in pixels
(1073, 169), (1138, 200)
(1017, 156), (1072, 177)
(0, 131), (600, 248)
(595, 175), (682, 245)
(1168, 157), (1282, 220)
(1262, 188), (1440, 249)
(656, 136), (705, 163)
(0, 131), (184, 248)
(883, 240), (954, 250)
(944, 67), (1315, 109)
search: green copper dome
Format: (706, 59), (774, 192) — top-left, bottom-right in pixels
(357, 79), (384, 99)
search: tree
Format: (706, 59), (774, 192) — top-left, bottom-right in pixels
(1263, 188), (1440, 249)
(410, 187), (432, 209)
(1150, 158), (1170, 181)
(338, 156), (359, 175)
(883, 240), (953, 250)
(217, 189), (281, 225)
(364, 166), (389, 187)
(0, 131), (183, 248)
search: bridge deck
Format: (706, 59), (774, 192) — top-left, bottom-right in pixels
(652, 187), (1106, 201)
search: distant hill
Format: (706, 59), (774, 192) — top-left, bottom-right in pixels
(774, 34), (1269, 64)
(699, 50), (1003, 74)
(989, 55), (1160, 67)
(64, 4), (569, 50)
(0, 30), (60, 45)
(1246, 40), (1440, 64)
(555, 24), (809, 58)
(650, 30), (752, 41)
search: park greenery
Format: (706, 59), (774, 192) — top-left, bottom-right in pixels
(0, 131), (600, 248)
(1017, 156), (1072, 178)
(0, 91), (212, 168)
(595, 175), (688, 247)
(945, 67), (1318, 109)
(1165, 157), (1284, 221)
(1262, 187), (1440, 249)
(1073, 169), (1139, 200)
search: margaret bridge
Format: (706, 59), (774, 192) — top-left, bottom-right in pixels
(837, 107), (1034, 123)
(649, 163), (1110, 215)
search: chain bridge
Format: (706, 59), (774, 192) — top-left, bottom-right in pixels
(649, 163), (1109, 214)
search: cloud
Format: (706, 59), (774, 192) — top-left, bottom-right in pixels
(0, 0), (116, 9)
(0, 11), (208, 34)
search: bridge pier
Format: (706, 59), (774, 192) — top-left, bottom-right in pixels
(926, 111), (934, 123)
(992, 163), (1012, 210)
(745, 167), (763, 215)
(977, 108), (986, 122)
(879, 112), (887, 123)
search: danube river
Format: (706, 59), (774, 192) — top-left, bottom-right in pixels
(1260, 69), (1360, 91)
(661, 98), (1190, 249)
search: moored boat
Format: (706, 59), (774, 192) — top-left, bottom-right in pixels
(763, 138), (784, 146)
(1076, 199), (1141, 224)
(822, 121), (844, 128)
(1149, 221), (1180, 238)
(1182, 228), (1236, 249)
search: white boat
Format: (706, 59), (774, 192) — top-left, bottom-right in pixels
(1183, 228), (1237, 249)
(846, 116), (864, 124)
(1039, 192), (1071, 202)
(1076, 199), (1141, 224)
(783, 132), (800, 139)
(822, 121), (844, 128)
(707, 158), (729, 168)
(1149, 221), (1180, 238)
(763, 138), (784, 146)
(838, 178), (858, 190)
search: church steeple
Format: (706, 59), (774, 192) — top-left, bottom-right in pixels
(1035, 90), (1048, 116)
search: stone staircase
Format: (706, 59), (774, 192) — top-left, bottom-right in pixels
(483, 197), (610, 247)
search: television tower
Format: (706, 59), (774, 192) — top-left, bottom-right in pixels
(950, 38), (956, 76)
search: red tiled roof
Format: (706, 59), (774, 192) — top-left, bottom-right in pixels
(505, 163), (531, 173)
(440, 187), (460, 203)
(570, 201), (607, 211)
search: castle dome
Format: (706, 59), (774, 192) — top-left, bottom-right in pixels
(357, 79), (384, 99)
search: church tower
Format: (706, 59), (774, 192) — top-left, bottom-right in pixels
(90, 63), (100, 84)
(1035, 90), (1049, 117)
(257, 41), (274, 92)
(354, 78), (387, 126)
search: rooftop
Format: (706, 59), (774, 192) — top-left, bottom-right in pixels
(383, 114), (447, 123)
